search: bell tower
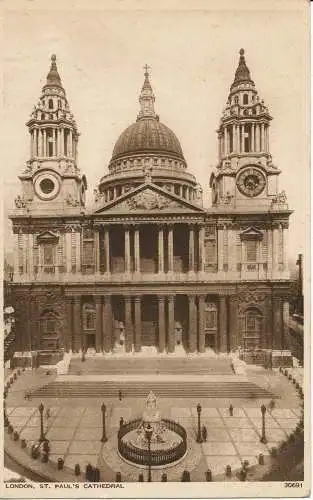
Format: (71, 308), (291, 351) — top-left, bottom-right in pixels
(15, 55), (87, 214)
(210, 49), (284, 210)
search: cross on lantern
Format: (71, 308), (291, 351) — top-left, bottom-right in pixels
(143, 64), (151, 75)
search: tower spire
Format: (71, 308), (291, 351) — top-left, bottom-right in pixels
(137, 64), (157, 120)
(231, 48), (254, 90)
(45, 54), (62, 88)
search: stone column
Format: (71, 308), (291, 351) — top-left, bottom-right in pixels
(94, 228), (100, 273)
(198, 226), (205, 272)
(13, 233), (19, 278)
(188, 295), (197, 353)
(168, 225), (174, 273)
(102, 296), (112, 352)
(272, 296), (283, 349)
(134, 296), (142, 352)
(218, 295), (228, 352)
(28, 234), (33, 278)
(95, 296), (102, 352)
(43, 129), (47, 157)
(104, 227), (110, 273)
(124, 226), (131, 273)
(266, 229), (272, 277)
(217, 226), (224, 272)
(76, 231), (81, 273)
(38, 129), (43, 157)
(73, 296), (81, 353)
(53, 128), (56, 156)
(134, 226), (140, 273)
(272, 226), (279, 274)
(251, 123), (255, 152)
(158, 226), (164, 273)
(236, 125), (240, 152)
(283, 226), (289, 272)
(256, 124), (260, 152)
(188, 225), (195, 273)
(282, 300), (290, 349)
(65, 231), (72, 273)
(224, 127), (227, 155)
(261, 123), (265, 151)
(124, 297), (133, 353)
(23, 234), (28, 276)
(232, 124), (236, 153)
(198, 295), (206, 353)
(228, 230), (237, 272)
(167, 295), (175, 353)
(228, 297), (238, 351)
(241, 124), (245, 153)
(60, 128), (64, 155)
(67, 129), (72, 156)
(158, 296), (166, 353)
(65, 296), (72, 352)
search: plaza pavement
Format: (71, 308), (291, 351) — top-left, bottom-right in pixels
(5, 366), (302, 481)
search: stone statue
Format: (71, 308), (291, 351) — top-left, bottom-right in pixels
(146, 391), (157, 411)
(14, 195), (26, 208)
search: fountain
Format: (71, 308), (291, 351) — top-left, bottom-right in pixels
(117, 392), (187, 468)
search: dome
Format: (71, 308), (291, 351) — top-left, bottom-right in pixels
(111, 117), (185, 162)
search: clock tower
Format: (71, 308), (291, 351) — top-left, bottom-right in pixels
(210, 49), (284, 210)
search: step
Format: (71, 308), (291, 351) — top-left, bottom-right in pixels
(30, 380), (277, 399)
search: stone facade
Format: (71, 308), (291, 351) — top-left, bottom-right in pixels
(9, 51), (291, 356)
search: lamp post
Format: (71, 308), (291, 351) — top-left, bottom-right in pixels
(196, 403), (203, 443)
(38, 402), (45, 442)
(101, 403), (107, 443)
(145, 423), (153, 482)
(260, 404), (267, 444)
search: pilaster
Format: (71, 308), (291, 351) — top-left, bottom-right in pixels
(188, 295), (197, 353)
(158, 295), (166, 353)
(95, 296), (102, 353)
(72, 296), (81, 352)
(134, 296), (142, 352)
(124, 297), (133, 353)
(198, 295), (206, 353)
(167, 295), (175, 353)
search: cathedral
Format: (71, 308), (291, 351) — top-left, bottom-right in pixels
(9, 50), (292, 363)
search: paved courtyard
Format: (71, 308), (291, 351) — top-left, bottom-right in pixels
(6, 400), (300, 481)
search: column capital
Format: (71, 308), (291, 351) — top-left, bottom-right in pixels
(73, 295), (81, 304)
(167, 294), (175, 302)
(157, 295), (166, 302)
(94, 296), (102, 304)
(124, 296), (132, 304)
(134, 295), (142, 303)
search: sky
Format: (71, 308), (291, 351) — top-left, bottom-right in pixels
(2, 0), (309, 262)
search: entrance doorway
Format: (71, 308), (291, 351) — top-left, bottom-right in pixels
(243, 307), (262, 349)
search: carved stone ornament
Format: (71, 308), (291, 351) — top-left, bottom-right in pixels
(14, 195), (27, 208)
(271, 190), (288, 208)
(126, 191), (180, 210)
(65, 193), (80, 207)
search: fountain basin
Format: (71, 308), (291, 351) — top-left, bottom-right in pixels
(118, 418), (187, 468)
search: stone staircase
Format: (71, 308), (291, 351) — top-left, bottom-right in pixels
(69, 356), (233, 375)
(30, 380), (276, 399)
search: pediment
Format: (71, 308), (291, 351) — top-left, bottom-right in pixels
(240, 226), (263, 241)
(37, 230), (59, 244)
(94, 183), (204, 214)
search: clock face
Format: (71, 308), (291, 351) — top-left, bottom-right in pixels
(237, 167), (266, 197)
(34, 172), (60, 201)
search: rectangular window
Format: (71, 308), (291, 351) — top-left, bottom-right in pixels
(246, 240), (257, 262)
(43, 244), (54, 266)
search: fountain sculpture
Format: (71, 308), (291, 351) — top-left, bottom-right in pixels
(117, 391), (187, 467)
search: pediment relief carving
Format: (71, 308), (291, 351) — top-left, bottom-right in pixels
(37, 230), (59, 244)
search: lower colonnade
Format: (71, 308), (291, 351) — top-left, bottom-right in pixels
(64, 294), (230, 355)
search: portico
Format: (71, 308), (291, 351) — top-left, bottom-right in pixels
(65, 292), (227, 355)
(95, 222), (205, 275)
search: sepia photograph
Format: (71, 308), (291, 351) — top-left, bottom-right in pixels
(2, 0), (309, 497)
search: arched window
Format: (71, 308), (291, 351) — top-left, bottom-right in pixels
(58, 99), (61, 108)
(243, 307), (262, 349)
(41, 113), (45, 120)
(234, 96), (239, 105)
(243, 94), (248, 105)
(48, 99), (54, 109)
